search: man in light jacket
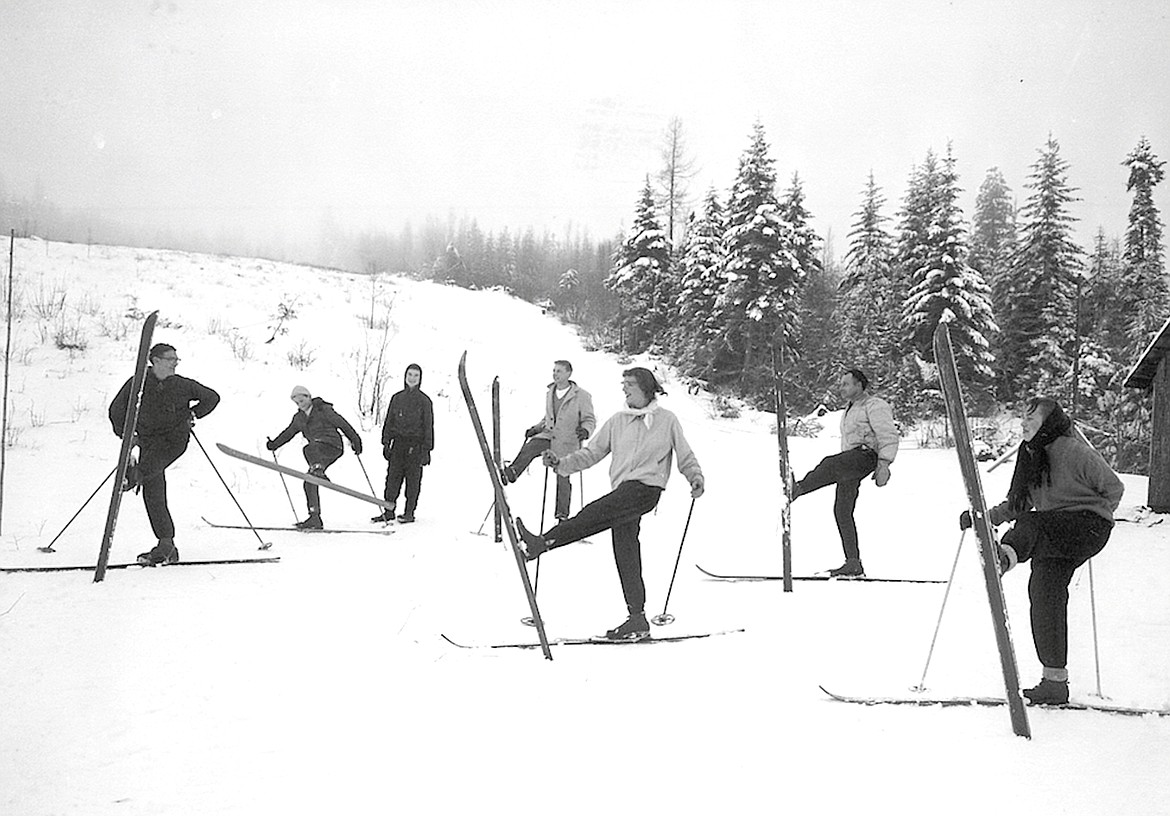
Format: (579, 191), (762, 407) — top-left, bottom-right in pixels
(791, 368), (899, 578)
(501, 359), (595, 520)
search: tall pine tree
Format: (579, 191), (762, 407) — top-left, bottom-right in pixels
(673, 188), (727, 379)
(899, 145), (997, 402)
(839, 172), (900, 393)
(1000, 134), (1083, 398)
(606, 177), (671, 352)
(715, 121), (801, 388)
(1119, 136), (1167, 354)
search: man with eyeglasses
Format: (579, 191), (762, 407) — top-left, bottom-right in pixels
(109, 343), (220, 566)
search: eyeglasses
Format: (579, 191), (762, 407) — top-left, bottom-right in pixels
(156, 356), (180, 363)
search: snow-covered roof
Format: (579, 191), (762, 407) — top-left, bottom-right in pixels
(1125, 312), (1170, 389)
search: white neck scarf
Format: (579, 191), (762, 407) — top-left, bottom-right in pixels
(621, 399), (660, 428)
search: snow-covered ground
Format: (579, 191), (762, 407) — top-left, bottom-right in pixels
(1, 237), (1167, 815)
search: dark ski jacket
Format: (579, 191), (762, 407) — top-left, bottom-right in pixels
(271, 397), (362, 453)
(381, 367), (434, 463)
(109, 369), (220, 443)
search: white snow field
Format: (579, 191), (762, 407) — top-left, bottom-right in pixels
(1, 237), (1167, 815)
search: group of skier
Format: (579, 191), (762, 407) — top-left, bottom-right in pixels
(110, 342), (1125, 704)
(109, 344), (433, 563)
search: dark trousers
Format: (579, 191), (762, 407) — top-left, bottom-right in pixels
(137, 434), (190, 540)
(795, 447), (878, 561)
(510, 436), (571, 518)
(384, 444), (424, 515)
(302, 442), (342, 515)
(1002, 510), (1113, 670)
(543, 480), (663, 615)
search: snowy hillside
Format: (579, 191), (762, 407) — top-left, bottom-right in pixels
(1, 237), (1168, 815)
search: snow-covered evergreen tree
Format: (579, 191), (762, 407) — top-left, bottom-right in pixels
(1120, 136), (1167, 354)
(606, 177), (672, 351)
(673, 188), (727, 378)
(898, 145), (997, 397)
(969, 168), (1017, 325)
(999, 135), (1083, 398)
(715, 121), (802, 386)
(839, 172), (900, 392)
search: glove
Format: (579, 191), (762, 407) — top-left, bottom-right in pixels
(874, 461), (891, 487)
(383, 442), (393, 460)
(541, 449), (560, 468)
(421, 450), (431, 466)
(352, 439), (363, 456)
(265, 438), (278, 451)
(525, 424), (543, 439)
(576, 426), (590, 441)
(959, 510), (973, 530)
(188, 411), (197, 428)
(690, 474), (705, 499)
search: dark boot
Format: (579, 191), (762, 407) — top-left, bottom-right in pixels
(295, 514), (323, 530)
(137, 537), (179, 566)
(371, 508), (395, 523)
(604, 612), (650, 641)
(514, 517), (547, 561)
(1023, 678), (1069, 705)
(397, 513), (415, 524)
(828, 558), (864, 578)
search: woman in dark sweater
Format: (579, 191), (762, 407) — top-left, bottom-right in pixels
(962, 397), (1123, 705)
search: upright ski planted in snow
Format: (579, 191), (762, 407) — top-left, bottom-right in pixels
(94, 310), (158, 583)
(458, 351), (552, 660)
(771, 344), (794, 592)
(933, 322), (1030, 739)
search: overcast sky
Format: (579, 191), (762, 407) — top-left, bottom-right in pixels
(2, 0), (1168, 257)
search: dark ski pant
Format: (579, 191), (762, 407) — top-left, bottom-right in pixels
(1001, 510), (1113, 671)
(137, 433), (190, 541)
(510, 436), (571, 518)
(302, 442), (342, 515)
(794, 447), (878, 562)
(542, 480), (663, 615)
(384, 442), (424, 516)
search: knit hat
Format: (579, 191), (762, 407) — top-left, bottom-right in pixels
(290, 385), (311, 399)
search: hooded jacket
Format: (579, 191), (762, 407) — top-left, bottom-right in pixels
(271, 397), (362, 453)
(382, 365), (434, 455)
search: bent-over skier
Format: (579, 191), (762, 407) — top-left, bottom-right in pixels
(267, 386), (362, 529)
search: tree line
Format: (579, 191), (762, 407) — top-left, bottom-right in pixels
(381, 123), (1165, 475)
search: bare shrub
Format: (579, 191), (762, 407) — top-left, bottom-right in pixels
(227, 331), (253, 362)
(53, 313), (89, 353)
(287, 340), (316, 370)
(30, 279), (67, 321)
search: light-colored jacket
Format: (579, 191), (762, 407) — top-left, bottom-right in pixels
(840, 392), (899, 463)
(532, 382), (596, 457)
(555, 403), (701, 491)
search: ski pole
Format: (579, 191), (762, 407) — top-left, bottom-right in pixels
(37, 466), (118, 553)
(355, 449), (378, 497)
(1087, 558), (1104, 698)
(271, 447), (298, 522)
(651, 497), (697, 626)
(191, 431), (272, 550)
(521, 468), (553, 627)
(473, 500), (494, 535)
(912, 528), (967, 692)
